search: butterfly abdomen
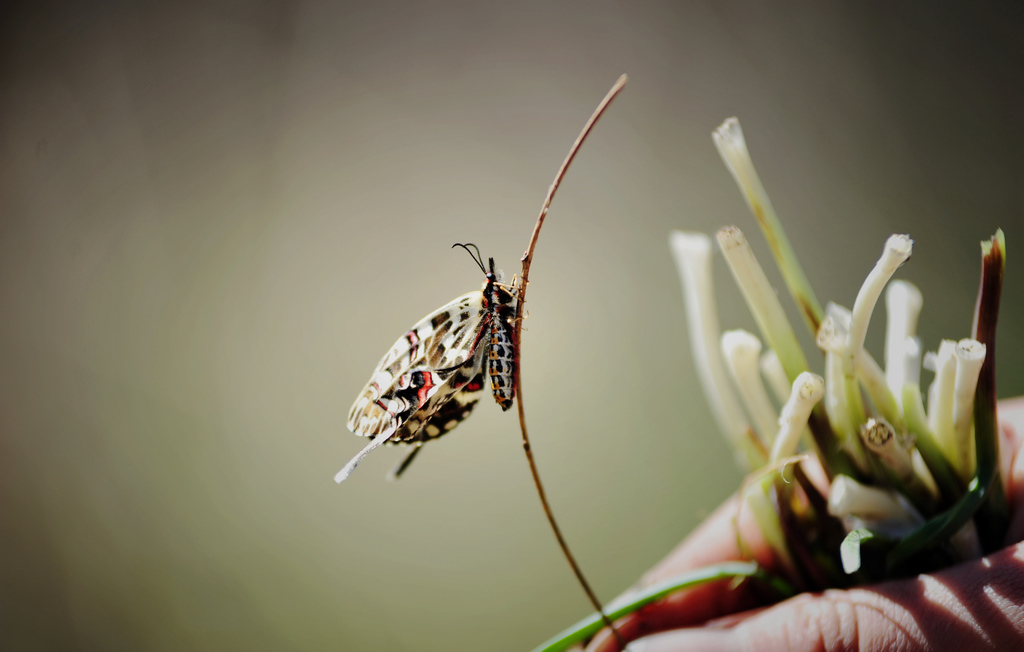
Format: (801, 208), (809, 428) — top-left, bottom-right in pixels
(486, 281), (517, 411)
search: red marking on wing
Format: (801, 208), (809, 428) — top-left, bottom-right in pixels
(416, 373), (435, 405)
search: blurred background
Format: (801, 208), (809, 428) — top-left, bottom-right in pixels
(1, 2), (1022, 650)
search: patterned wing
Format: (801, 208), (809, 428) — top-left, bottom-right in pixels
(386, 370), (486, 481)
(336, 291), (488, 482)
(346, 290), (487, 437)
(393, 369), (486, 443)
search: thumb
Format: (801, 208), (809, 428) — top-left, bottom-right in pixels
(623, 541), (1024, 652)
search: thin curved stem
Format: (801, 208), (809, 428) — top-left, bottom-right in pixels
(513, 75), (627, 648)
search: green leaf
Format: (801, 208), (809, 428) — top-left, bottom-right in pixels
(531, 561), (793, 652)
(839, 529), (874, 574)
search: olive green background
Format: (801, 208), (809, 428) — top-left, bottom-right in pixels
(2, 2), (1022, 650)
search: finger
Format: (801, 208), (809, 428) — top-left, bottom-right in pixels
(585, 496), (777, 652)
(591, 403), (1024, 651)
(624, 541), (1024, 652)
(584, 582), (767, 652)
(1000, 397), (1024, 543)
(641, 495), (774, 583)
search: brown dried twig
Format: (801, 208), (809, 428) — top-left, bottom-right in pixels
(511, 75), (627, 648)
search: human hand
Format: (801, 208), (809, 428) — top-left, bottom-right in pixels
(586, 398), (1024, 652)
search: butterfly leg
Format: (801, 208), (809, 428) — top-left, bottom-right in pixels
(386, 440), (425, 482)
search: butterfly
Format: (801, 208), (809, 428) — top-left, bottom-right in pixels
(335, 244), (517, 483)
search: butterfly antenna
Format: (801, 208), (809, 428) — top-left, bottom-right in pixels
(451, 242), (487, 275)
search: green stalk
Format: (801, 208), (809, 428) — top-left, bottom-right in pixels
(531, 562), (794, 652)
(823, 350), (871, 474)
(716, 228), (855, 477)
(859, 419), (936, 514)
(716, 226), (810, 382)
(843, 375), (868, 437)
(885, 467), (991, 573)
(713, 118), (824, 334)
(857, 351), (905, 434)
(903, 383), (961, 504)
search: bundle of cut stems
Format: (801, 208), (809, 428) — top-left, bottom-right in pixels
(673, 117), (1007, 585)
(535, 117), (1009, 652)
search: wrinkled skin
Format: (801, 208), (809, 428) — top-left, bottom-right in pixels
(586, 399), (1024, 652)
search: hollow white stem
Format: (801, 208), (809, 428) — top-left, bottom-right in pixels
(818, 306), (866, 431)
(827, 474), (925, 537)
(824, 349), (870, 473)
(858, 348), (904, 432)
(926, 340), (958, 461)
(820, 302), (902, 431)
(860, 418), (914, 484)
(712, 118), (823, 332)
(904, 381), (960, 495)
(827, 475), (915, 521)
(884, 281), (923, 407)
(716, 226), (809, 382)
(670, 231), (751, 463)
(845, 235), (913, 377)
(816, 315), (845, 355)
(904, 336), (922, 390)
(910, 449), (941, 500)
(828, 302), (853, 330)
(722, 330), (780, 445)
(770, 372), (825, 462)
(759, 350), (791, 405)
(712, 118), (768, 216)
(952, 338), (986, 482)
(823, 349), (852, 435)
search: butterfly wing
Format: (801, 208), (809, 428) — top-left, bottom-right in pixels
(386, 369), (487, 481)
(336, 291), (488, 482)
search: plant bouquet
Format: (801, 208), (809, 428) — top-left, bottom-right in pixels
(540, 118), (1021, 652)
